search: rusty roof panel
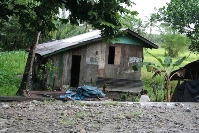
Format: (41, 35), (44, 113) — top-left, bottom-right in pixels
(36, 30), (101, 56)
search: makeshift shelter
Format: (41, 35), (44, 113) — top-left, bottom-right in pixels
(170, 60), (199, 102)
(32, 29), (158, 92)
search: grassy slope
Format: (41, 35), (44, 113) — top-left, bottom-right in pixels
(144, 48), (199, 66)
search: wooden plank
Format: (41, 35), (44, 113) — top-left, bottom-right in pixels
(0, 96), (51, 101)
(96, 77), (143, 92)
(98, 69), (105, 77)
(114, 46), (121, 65)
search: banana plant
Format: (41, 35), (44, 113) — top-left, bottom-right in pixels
(132, 50), (187, 102)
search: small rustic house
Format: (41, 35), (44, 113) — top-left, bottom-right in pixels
(32, 29), (158, 92)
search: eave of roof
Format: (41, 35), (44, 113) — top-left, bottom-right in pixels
(170, 60), (199, 81)
(125, 29), (158, 49)
(36, 30), (101, 57)
(36, 29), (158, 57)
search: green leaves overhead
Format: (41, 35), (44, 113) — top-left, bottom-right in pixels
(0, 0), (136, 40)
(157, 0), (199, 53)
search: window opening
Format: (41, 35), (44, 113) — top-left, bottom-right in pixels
(108, 46), (115, 64)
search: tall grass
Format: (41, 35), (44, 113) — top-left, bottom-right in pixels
(0, 51), (27, 96)
(141, 48), (199, 101)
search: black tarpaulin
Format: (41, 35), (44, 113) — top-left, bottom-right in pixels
(176, 78), (199, 102)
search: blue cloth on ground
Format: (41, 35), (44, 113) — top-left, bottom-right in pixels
(60, 85), (105, 100)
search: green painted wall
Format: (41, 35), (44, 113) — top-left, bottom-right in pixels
(111, 34), (144, 45)
(49, 59), (54, 85)
(58, 52), (63, 79)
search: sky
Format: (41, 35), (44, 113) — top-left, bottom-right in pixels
(131, 0), (171, 21)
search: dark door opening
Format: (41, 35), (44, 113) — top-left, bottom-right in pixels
(108, 46), (115, 64)
(70, 55), (81, 87)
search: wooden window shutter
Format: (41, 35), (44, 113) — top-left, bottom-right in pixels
(114, 46), (121, 65)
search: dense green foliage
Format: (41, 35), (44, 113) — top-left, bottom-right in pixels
(0, 0), (136, 51)
(0, 51), (27, 96)
(0, 16), (30, 50)
(161, 34), (190, 57)
(158, 24), (190, 57)
(157, 0), (199, 53)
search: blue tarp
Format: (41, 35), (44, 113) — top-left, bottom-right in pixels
(60, 85), (105, 100)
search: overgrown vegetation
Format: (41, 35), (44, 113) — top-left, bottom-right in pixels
(0, 51), (27, 96)
(38, 59), (58, 91)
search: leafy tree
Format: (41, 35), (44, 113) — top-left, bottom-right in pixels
(132, 50), (187, 102)
(0, 16), (25, 50)
(157, 0), (199, 53)
(146, 33), (162, 46)
(0, 0), (136, 95)
(121, 14), (152, 38)
(161, 34), (190, 58)
(159, 24), (191, 57)
(51, 23), (85, 40)
(50, 10), (91, 40)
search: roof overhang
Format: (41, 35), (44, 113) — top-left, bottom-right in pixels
(35, 29), (158, 57)
(170, 60), (199, 81)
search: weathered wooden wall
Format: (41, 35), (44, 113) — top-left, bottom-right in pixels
(103, 43), (142, 80)
(42, 41), (143, 92)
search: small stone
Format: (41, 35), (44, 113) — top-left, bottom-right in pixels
(1, 103), (10, 108)
(186, 108), (191, 112)
(0, 128), (9, 132)
(26, 129), (33, 131)
(80, 129), (86, 133)
(125, 115), (134, 119)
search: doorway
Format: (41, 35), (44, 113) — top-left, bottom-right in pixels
(70, 55), (81, 87)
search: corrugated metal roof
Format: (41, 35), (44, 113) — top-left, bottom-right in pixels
(36, 29), (158, 57)
(36, 30), (101, 56)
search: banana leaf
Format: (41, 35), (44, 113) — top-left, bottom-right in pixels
(132, 62), (156, 71)
(164, 56), (172, 67)
(172, 56), (187, 67)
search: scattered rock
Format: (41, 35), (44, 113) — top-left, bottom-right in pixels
(186, 108), (191, 112)
(1, 102), (10, 108)
(80, 129), (86, 133)
(0, 101), (198, 133)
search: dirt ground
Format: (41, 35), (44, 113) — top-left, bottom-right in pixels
(1, 100), (199, 133)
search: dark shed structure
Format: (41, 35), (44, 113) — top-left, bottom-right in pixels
(170, 60), (199, 102)
(32, 29), (158, 92)
(170, 60), (199, 81)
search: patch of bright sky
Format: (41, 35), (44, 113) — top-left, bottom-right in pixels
(130, 0), (170, 21)
(125, 0), (170, 34)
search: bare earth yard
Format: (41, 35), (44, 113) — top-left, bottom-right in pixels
(0, 100), (199, 133)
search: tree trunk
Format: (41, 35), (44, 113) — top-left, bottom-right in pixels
(17, 31), (41, 95)
(166, 82), (171, 102)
